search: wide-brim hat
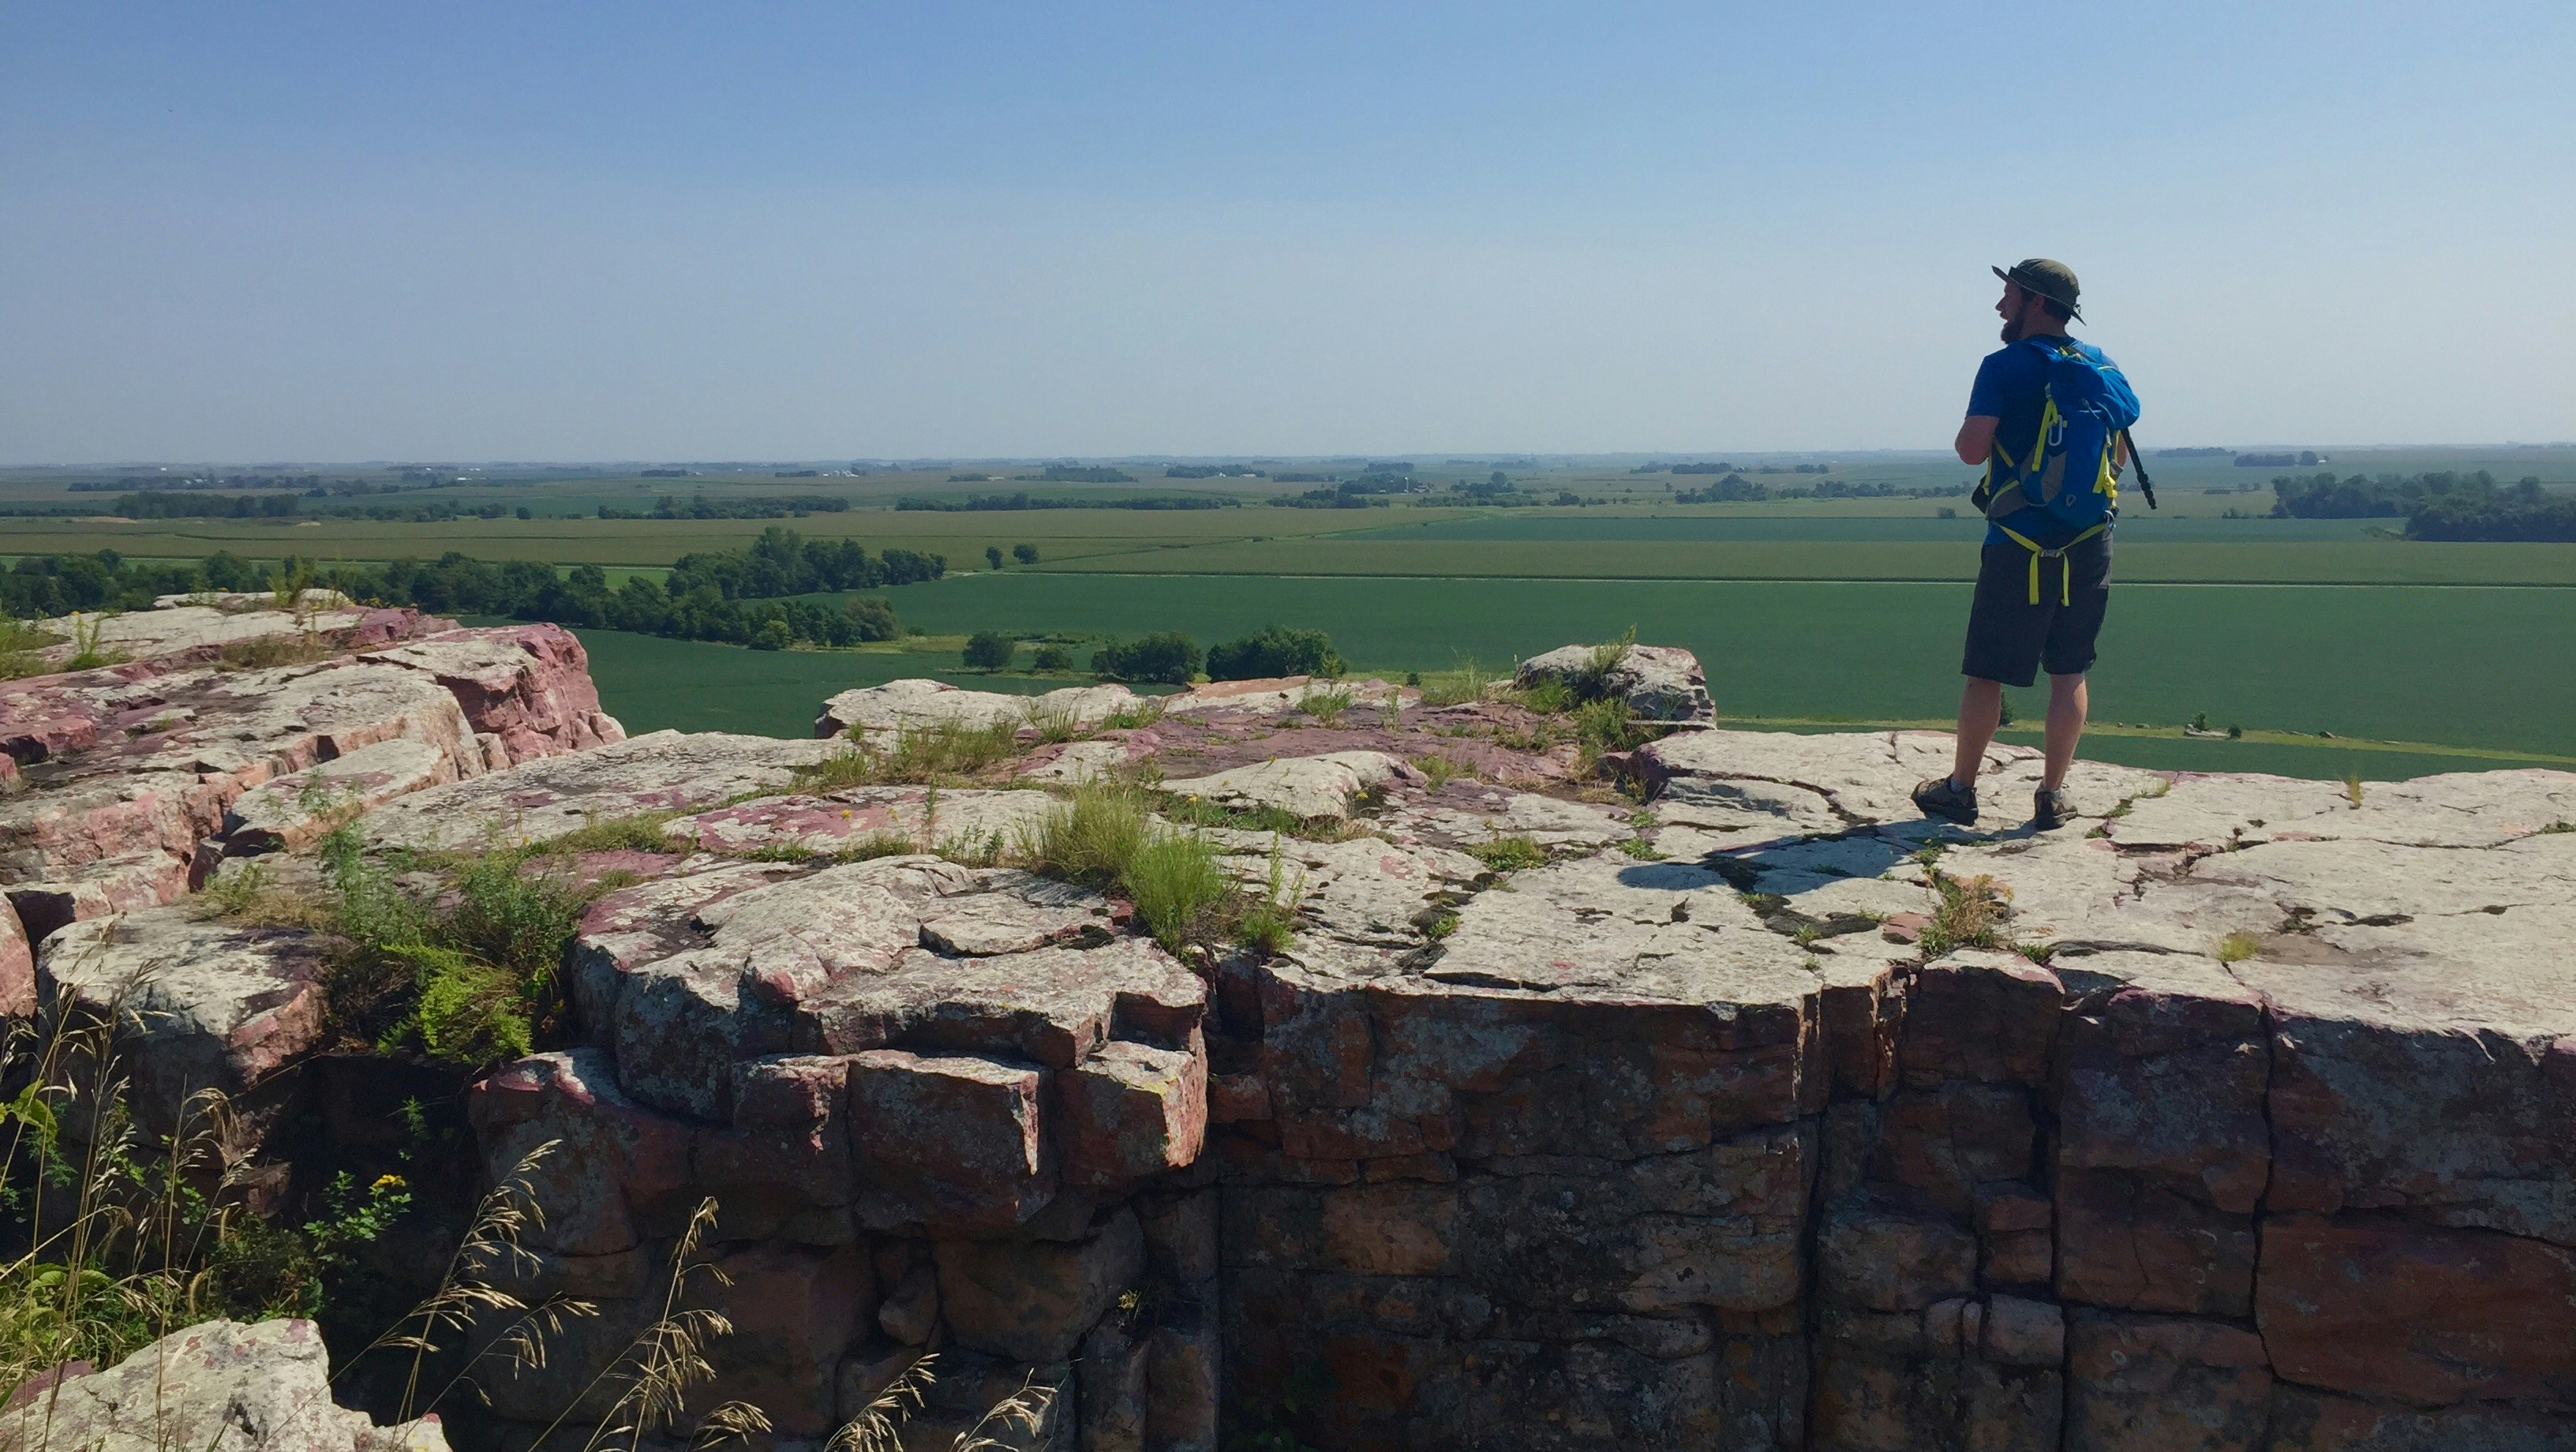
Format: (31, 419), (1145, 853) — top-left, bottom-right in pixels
(1994, 259), (2083, 320)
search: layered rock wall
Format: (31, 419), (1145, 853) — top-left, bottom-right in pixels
(9, 629), (2571, 1452)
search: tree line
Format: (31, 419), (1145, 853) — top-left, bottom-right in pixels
(2270, 471), (2575, 541)
(0, 531), (925, 651)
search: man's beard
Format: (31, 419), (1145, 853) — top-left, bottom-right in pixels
(2000, 310), (2031, 342)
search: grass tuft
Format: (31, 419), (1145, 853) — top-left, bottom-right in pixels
(2218, 930), (2264, 964)
(797, 719), (1028, 791)
(1410, 754), (1474, 790)
(1413, 656), (1487, 709)
(1466, 834), (1548, 872)
(1917, 873), (2012, 956)
(1296, 687), (1355, 726)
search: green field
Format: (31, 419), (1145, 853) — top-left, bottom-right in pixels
(13, 450), (2575, 780)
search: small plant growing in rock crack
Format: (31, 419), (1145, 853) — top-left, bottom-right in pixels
(1616, 836), (1667, 861)
(539, 810), (682, 855)
(2344, 770), (2365, 807)
(1466, 834), (1548, 872)
(1568, 625), (1637, 701)
(1421, 909), (1461, 941)
(1413, 654), (1487, 709)
(1233, 837), (1306, 956)
(316, 821), (607, 1069)
(2218, 930), (2263, 964)
(1099, 697), (1167, 732)
(1916, 872), (2012, 956)
(1294, 686), (1355, 726)
(1409, 754), (1474, 790)
(799, 719), (1026, 791)
(63, 614), (127, 671)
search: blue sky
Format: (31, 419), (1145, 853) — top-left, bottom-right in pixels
(4, 2), (2569, 461)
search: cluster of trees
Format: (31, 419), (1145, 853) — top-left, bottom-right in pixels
(2, 551), (246, 616)
(982, 544), (1040, 568)
(665, 527), (944, 599)
(1091, 632), (1202, 684)
(1207, 625), (1341, 680)
(595, 494), (851, 520)
(114, 490), (303, 518)
(343, 554), (901, 649)
(1163, 465), (1267, 479)
(318, 500), (531, 522)
(1031, 466), (1136, 483)
(894, 492), (1236, 512)
(2271, 471), (2574, 540)
(1674, 473), (1765, 503)
(1272, 486), (1391, 509)
(1038, 626), (1346, 685)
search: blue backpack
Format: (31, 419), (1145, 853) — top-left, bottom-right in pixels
(1979, 338), (2149, 598)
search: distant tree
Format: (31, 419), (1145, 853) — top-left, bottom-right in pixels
(1031, 643), (1073, 672)
(1489, 470), (1509, 488)
(962, 631), (1017, 671)
(1208, 625), (1342, 681)
(515, 505), (533, 520)
(986, 546), (1005, 570)
(1013, 543), (1039, 564)
(1091, 631), (1201, 685)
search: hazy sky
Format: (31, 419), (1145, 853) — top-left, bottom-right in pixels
(5, 2), (2570, 462)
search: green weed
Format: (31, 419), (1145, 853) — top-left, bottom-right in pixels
(1016, 784), (1155, 890)
(1233, 839), (1305, 956)
(1410, 754), (1475, 790)
(531, 810), (680, 855)
(1125, 835), (1232, 952)
(1413, 655), (1487, 708)
(63, 615), (126, 672)
(0, 618), (65, 681)
(2218, 930), (2264, 964)
(1917, 873), (2012, 956)
(1616, 837), (1667, 861)
(798, 718), (1028, 791)
(1099, 697), (1168, 732)
(1296, 687), (1355, 726)
(1467, 835), (1548, 872)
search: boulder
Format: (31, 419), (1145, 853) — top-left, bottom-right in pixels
(1515, 642), (1715, 724)
(0, 1318), (447, 1452)
(1161, 751), (1417, 821)
(814, 679), (1142, 743)
(38, 908), (329, 1129)
(360, 730), (833, 854)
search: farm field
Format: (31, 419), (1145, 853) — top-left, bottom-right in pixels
(576, 622), (2552, 783)
(12, 448), (2574, 780)
(843, 573), (2576, 761)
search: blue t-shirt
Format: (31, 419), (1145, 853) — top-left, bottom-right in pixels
(1968, 335), (2079, 545)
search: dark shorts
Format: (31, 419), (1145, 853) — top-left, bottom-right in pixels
(1961, 533), (2112, 687)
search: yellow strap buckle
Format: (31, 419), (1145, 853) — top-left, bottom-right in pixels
(1997, 522), (2107, 605)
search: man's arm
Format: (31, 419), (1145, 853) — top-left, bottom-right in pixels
(1955, 416), (1998, 466)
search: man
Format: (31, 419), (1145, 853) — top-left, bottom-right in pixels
(1913, 259), (2134, 831)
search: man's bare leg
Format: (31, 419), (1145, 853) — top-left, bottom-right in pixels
(2042, 672), (2088, 790)
(1950, 677), (2004, 787)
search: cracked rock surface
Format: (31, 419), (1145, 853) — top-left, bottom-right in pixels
(12, 631), (2574, 1452)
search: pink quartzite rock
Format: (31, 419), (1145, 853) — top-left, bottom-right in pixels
(38, 908), (329, 1128)
(1056, 1035), (1210, 1188)
(2256, 1214), (2576, 1407)
(0, 897), (31, 1019)
(2063, 1310), (2272, 1452)
(0, 1317), (447, 1452)
(846, 1048), (1054, 1232)
(0, 623), (620, 939)
(934, 1206), (1146, 1362)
